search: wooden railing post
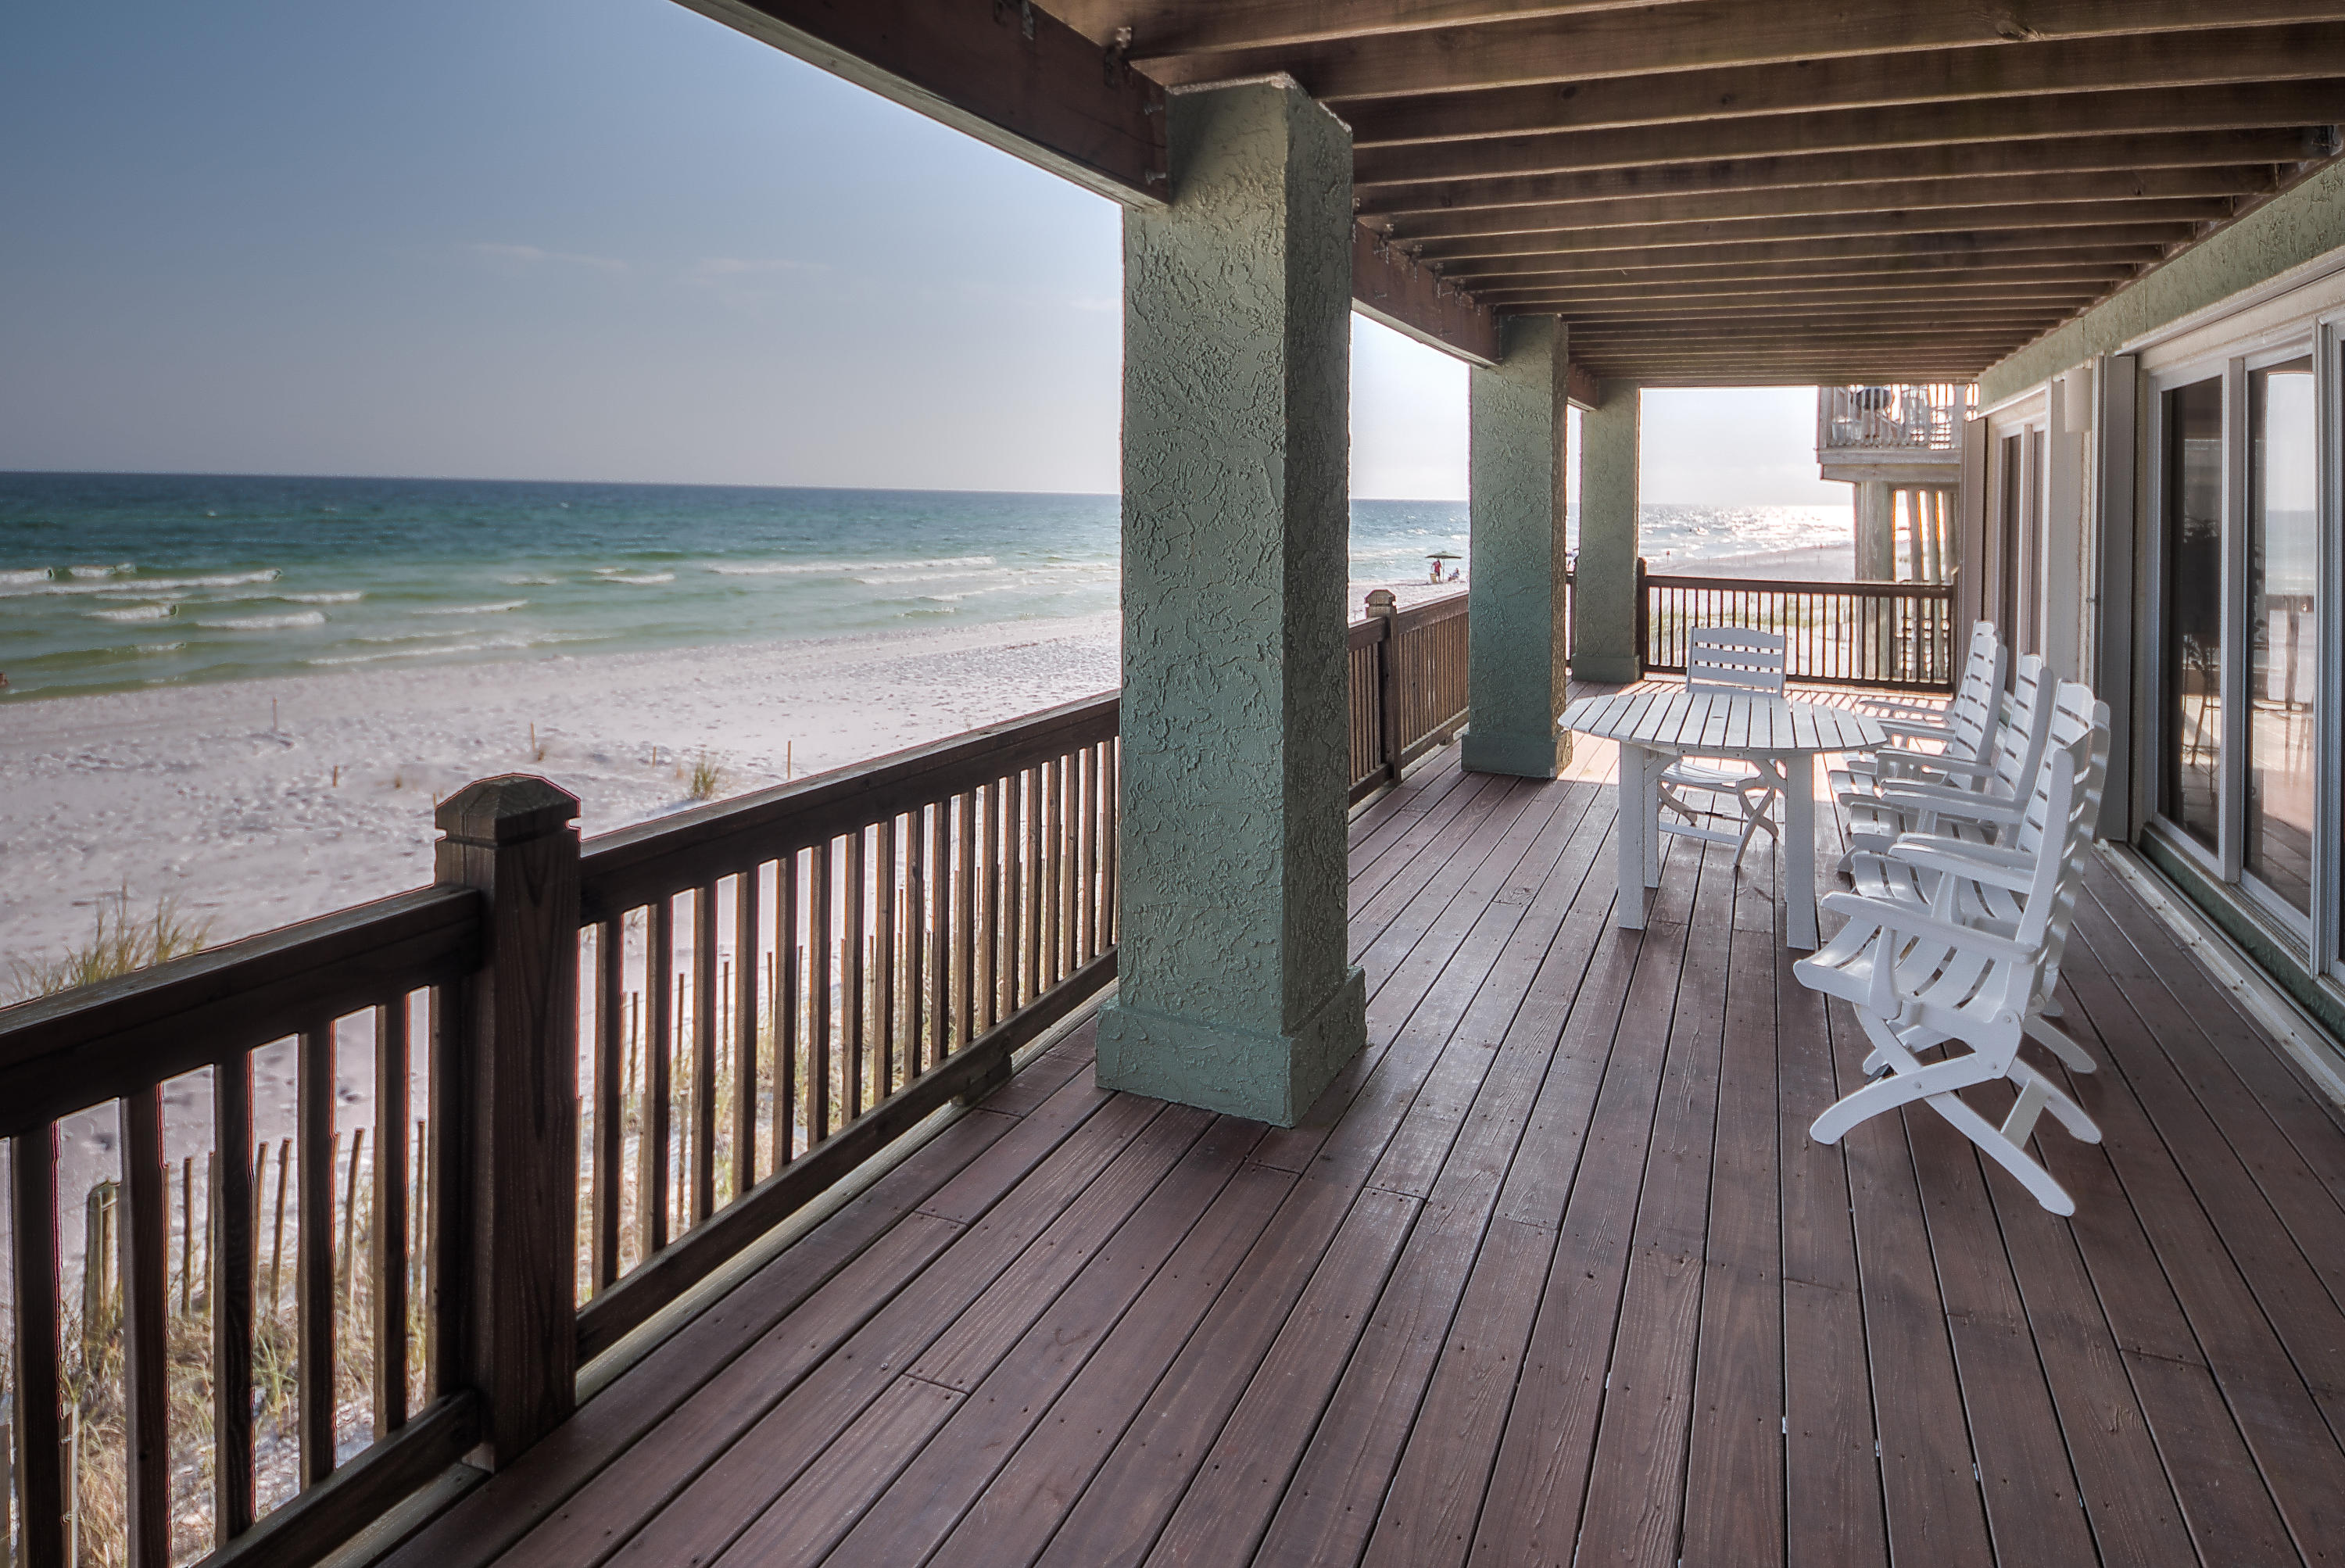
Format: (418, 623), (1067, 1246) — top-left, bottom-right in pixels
(1366, 589), (1401, 785)
(1634, 557), (1650, 677)
(434, 775), (580, 1465)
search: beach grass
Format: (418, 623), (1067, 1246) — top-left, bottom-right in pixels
(8, 888), (212, 1002)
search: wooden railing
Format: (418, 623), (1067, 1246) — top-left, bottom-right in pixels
(0, 600), (1474, 1564)
(1348, 590), (1470, 802)
(1816, 382), (1974, 454)
(1640, 566), (1956, 691)
(0, 694), (1122, 1567)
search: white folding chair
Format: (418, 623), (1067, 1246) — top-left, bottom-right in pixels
(1656, 627), (1788, 863)
(1796, 680), (2110, 1214)
(1834, 621), (2005, 789)
(1843, 653), (2053, 875)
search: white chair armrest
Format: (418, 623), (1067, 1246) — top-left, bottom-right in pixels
(1876, 785), (2025, 825)
(1878, 718), (1955, 741)
(1885, 839), (2035, 892)
(1819, 892), (2034, 961)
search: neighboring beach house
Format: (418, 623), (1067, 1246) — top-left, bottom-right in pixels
(13, 7), (2345, 1567)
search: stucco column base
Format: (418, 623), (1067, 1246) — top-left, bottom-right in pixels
(1461, 727), (1570, 779)
(1096, 965), (1366, 1127)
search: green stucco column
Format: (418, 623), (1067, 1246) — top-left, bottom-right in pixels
(1573, 379), (1642, 683)
(1462, 316), (1573, 778)
(1094, 75), (1366, 1127)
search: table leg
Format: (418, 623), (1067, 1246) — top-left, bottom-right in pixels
(1616, 743), (1648, 930)
(1783, 752), (1818, 950)
(1642, 746), (1664, 889)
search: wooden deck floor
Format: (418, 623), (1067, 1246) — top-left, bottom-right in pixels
(392, 688), (2345, 1568)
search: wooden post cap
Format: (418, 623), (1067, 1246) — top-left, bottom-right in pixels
(1366, 589), (1398, 616)
(435, 775), (579, 846)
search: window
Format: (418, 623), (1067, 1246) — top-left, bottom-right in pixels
(2161, 376), (2223, 852)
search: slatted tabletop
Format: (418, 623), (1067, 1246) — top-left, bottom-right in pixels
(1562, 689), (1886, 757)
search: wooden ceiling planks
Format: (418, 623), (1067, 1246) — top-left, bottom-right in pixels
(686, 0), (2345, 383)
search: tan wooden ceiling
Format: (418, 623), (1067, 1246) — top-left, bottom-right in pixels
(1053, 1), (2345, 385)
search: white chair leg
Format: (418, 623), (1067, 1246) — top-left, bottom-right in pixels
(2003, 1062), (2100, 1144)
(1928, 1090), (2078, 1215)
(1810, 1054), (1992, 1145)
(2025, 1015), (2096, 1074)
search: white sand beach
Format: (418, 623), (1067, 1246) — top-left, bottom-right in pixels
(0, 613), (1122, 977)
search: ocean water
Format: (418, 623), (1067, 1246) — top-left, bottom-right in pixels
(0, 474), (1849, 702)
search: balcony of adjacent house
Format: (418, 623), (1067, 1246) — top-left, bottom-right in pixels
(1817, 384), (1976, 486)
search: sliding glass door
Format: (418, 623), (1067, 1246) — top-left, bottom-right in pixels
(2152, 347), (2328, 947)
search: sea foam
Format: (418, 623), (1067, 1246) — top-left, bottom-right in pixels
(413, 600), (526, 617)
(88, 603), (175, 623)
(197, 610), (328, 631)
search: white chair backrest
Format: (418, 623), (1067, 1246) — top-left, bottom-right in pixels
(2018, 683), (2110, 986)
(1981, 654), (2056, 807)
(1685, 627), (1788, 696)
(1940, 622), (2008, 764)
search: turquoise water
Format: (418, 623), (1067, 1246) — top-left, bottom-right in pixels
(0, 474), (1846, 702)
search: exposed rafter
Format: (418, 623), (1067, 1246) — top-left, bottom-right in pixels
(1352, 82), (2345, 184)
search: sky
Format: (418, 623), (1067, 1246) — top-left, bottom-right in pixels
(2, 0), (1844, 507)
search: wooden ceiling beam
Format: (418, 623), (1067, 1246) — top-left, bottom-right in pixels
(1343, 21), (2345, 145)
(1353, 82), (2345, 182)
(1350, 222), (1502, 363)
(1457, 259), (2143, 291)
(1382, 170), (2265, 241)
(1538, 298), (2089, 321)
(1409, 209), (2216, 260)
(1487, 275), (2109, 303)
(1147, 4), (2345, 102)
(1566, 320), (2056, 339)
(672, 0), (1165, 202)
(1359, 131), (2320, 218)
(1053, 0), (1698, 55)
(1443, 238), (2168, 278)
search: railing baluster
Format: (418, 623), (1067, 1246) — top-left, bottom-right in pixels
(593, 918), (623, 1290)
(213, 1052), (255, 1540)
(299, 1018), (337, 1485)
(691, 881), (718, 1226)
(10, 1125), (65, 1566)
(642, 897), (672, 1255)
(1025, 766), (1045, 1005)
(978, 782), (999, 1033)
(121, 1083), (169, 1566)
(733, 867), (758, 1196)
(842, 827), (865, 1122)
(904, 811), (927, 1079)
(809, 838), (833, 1144)
(875, 815), (897, 1097)
(954, 790), (976, 1051)
(777, 853), (800, 1167)
(376, 999), (410, 1436)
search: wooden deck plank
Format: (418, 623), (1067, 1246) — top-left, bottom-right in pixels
(1029, 1184), (1423, 1568)
(1572, 844), (1737, 1567)
(1462, 857), (1705, 1565)
(1901, 1104), (2100, 1566)
(592, 1094), (1187, 1568)
(729, 1115), (1258, 1565)
(826, 1153), (1292, 1566)
(1679, 922), (1788, 1568)
(1835, 993), (1997, 1567)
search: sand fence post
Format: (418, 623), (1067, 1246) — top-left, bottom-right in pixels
(433, 774), (582, 1466)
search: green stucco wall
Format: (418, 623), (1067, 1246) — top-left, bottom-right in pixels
(1463, 317), (1573, 777)
(1573, 380), (1642, 683)
(1981, 159), (2345, 403)
(1095, 75), (1367, 1126)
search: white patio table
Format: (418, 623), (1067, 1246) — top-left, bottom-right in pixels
(1560, 688), (1885, 949)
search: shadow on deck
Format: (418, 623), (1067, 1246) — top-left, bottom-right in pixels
(389, 686), (2345, 1568)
